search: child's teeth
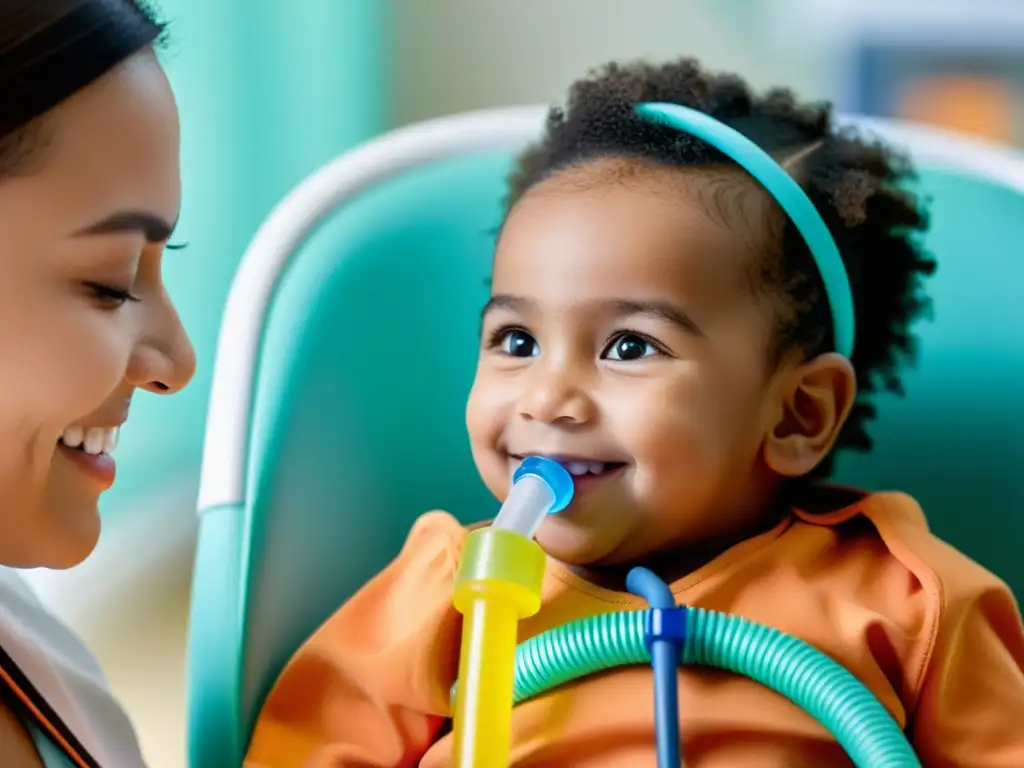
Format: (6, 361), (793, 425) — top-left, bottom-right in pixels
(588, 461), (605, 474)
(566, 461), (589, 476)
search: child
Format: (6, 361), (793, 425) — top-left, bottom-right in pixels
(244, 59), (1024, 767)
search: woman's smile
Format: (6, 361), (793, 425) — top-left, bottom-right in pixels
(0, 42), (195, 568)
(56, 424), (121, 489)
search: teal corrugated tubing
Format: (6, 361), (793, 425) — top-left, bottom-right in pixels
(511, 608), (921, 768)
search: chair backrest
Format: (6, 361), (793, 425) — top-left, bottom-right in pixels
(186, 107), (1024, 768)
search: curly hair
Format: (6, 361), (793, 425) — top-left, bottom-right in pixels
(503, 58), (937, 476)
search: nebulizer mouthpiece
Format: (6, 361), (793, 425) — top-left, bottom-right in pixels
(492, 456), (575, 539)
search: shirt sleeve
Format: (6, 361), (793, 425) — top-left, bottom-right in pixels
(243, 512), (465, 768)
(910, 577), (1024, 767)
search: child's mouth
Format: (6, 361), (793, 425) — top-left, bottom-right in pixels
(509, 454), (628, 490)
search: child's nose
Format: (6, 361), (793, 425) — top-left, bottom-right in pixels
(516, 363), (596, 426)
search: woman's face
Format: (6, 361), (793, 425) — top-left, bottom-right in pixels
(0, 52), (195, 569)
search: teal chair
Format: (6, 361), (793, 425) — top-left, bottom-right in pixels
(186, 107), (1024, 768)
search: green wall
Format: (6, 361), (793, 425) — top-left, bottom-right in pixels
(101, 0), (392, 522)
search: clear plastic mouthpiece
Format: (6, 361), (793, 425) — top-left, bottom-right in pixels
(491, 456), (574, 540)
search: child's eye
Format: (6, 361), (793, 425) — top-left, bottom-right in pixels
(495, 328), (540, 358)
(602, 332), (661, 361)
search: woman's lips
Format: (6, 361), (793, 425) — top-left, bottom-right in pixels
(56, 441), (117, 489)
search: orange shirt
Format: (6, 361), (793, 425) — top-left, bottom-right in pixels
(245, 489), (1024, 767)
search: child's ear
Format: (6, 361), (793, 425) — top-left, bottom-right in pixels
(763, 353), (857, 478)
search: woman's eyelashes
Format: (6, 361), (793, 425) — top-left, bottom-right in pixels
(486, 325), (666, 361)
(83, 282), (140, 307)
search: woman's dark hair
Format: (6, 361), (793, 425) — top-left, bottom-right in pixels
(0, 0), (166, 175)
(506, 58), (937, 476)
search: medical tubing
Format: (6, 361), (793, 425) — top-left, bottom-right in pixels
(625, 568), (682, 768)
(511, 608), (921, 768)
(451, 527), (546, 768)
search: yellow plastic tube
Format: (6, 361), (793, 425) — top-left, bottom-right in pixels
(451, 526), (546, 768)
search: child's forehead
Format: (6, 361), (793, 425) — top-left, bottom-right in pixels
(494, 160), (773, 308)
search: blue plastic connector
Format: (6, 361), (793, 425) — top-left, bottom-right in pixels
(647, 607), (688, 652)
(513, 456), (574, 514)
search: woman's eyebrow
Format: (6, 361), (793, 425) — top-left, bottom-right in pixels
(74, 210), (179, 243)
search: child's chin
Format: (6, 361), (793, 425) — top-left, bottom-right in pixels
(534, 514), (628, 567)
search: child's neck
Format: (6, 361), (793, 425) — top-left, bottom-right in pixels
(561, 501), (789, 593)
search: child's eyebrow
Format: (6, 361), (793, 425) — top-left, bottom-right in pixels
(481, 295), (702, 337)
(481, 293), (530, 320)
(609, 299), (704, 336)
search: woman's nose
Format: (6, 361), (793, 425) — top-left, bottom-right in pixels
(126, 291), (196, 394)
(516, 361), (595, 426)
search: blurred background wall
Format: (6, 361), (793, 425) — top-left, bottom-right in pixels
(16, 1), (1024, 766)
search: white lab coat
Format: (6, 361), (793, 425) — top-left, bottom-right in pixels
(0, 566), (147, 767)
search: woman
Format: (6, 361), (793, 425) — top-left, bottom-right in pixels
(0, 1), (195, 765)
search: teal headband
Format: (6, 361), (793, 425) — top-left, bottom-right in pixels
(635, 102), (855, 358)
